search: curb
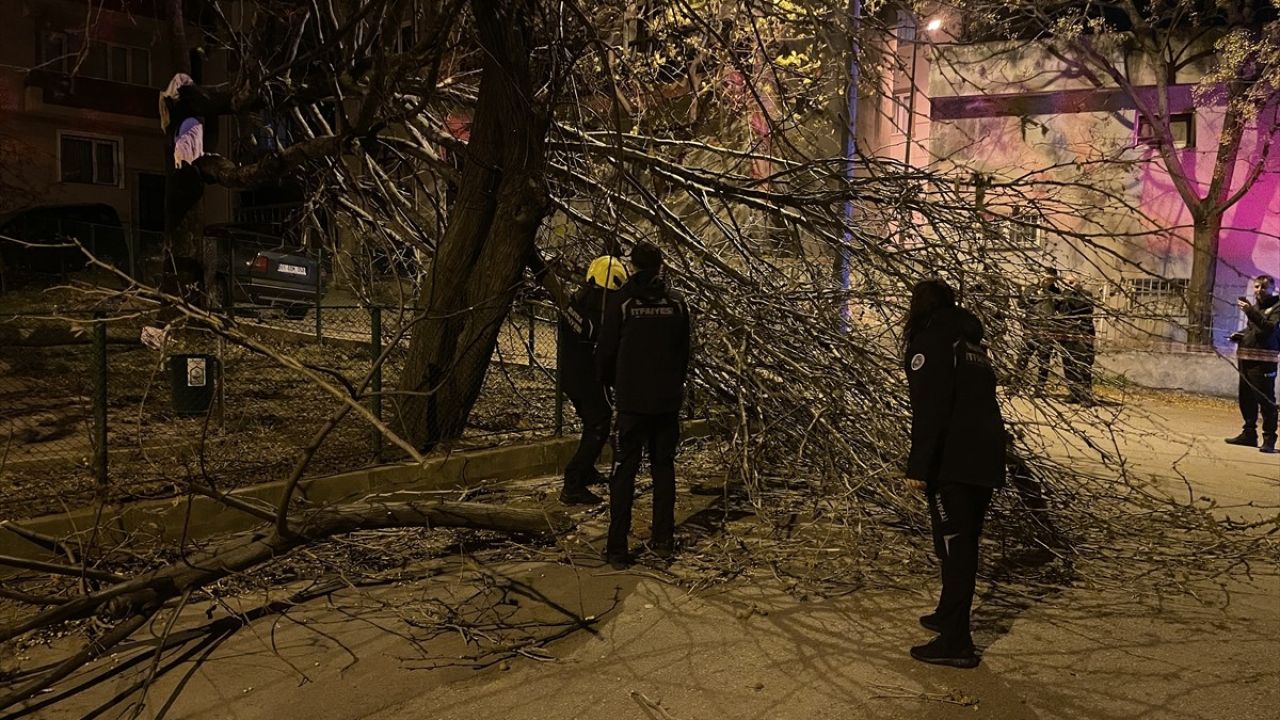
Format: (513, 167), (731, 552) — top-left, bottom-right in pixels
(0, 419), (712, 563)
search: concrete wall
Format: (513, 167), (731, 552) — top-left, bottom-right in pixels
(923, 35), (1280, 348)
(1097, 350), (1241, 398)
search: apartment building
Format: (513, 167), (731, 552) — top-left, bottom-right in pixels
(0, 0), (231, 274)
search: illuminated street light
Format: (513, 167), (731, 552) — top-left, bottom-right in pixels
(904, 17), (942, 168)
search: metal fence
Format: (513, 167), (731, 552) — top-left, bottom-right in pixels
(0, 303), (570, 519)
(0, 219), (162, 287)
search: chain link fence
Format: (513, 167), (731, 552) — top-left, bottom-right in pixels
(0, 302), (570, 519)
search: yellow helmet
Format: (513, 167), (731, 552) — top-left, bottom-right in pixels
(587, 255), (628, 289)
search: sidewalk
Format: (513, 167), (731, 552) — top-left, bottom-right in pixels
(17, 394), (1280, 720)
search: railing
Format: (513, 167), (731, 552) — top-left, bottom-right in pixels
(0, 218), (163, 284)
(0, 302), (575, 519)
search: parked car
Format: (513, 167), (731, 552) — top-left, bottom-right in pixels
(206, 224), (322, 319)
(0, 204), (129, 285)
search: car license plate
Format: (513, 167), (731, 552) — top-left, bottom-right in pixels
(278, 263), (308, 277)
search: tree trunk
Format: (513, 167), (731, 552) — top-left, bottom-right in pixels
(1186, 211), (1223, 348)
(0, 499), (567, 710)
(161, 0), (203, 312)
(392, 0), (550, 450)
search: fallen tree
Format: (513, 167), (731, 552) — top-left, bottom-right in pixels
(1, 0), (1277, 716)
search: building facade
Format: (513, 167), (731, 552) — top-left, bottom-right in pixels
(0, 0), (231, 273)
(868, 16), (1279, 350)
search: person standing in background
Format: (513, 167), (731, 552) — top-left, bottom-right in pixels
(1227, 274), (1280, 453)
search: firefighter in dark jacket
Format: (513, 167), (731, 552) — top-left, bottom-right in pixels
(557, 256), (629, 505)
(596, 242), (692, 569)
(1227, 274), (1280, 453)
(903, 279), (1007, 669)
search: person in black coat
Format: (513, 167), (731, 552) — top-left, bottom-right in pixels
(903, 279), (1007, 668)
(556, 256), (629, 505)
(1015, 271), (1062, 391)
(1057, 274), (1097, 404)
(1226, 274), (1280, 453)
(596, 242), (692, 568)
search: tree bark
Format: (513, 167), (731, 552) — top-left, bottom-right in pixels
(0, 499), (567, 710)
(161, 0), (202, 311)
(1186, 211), (1223, 347)
(0, 500), (566, 649)
(393, 0), (550, 450)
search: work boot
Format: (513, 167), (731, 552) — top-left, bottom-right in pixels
(559, 484), (603, 505)
(1225, 432), (1258, 447)
(1261, 435), (1278, 454)
(909, 637), (980, 669)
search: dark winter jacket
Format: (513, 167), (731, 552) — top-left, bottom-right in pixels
(596, 269), (691, 415)
(557, 285), (609, 399)
(904, 306), (1007, 489)
(1056, 287), (1096, 343)
(1023, 283), (1060, 324)
(1237, 294), (1280, 364)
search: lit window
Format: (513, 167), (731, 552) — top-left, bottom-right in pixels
(60, 134), (119, 185)
(1136, 112), (1195, 149)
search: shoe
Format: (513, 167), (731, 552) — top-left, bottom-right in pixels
(1261, 436), (1278, 454)
(585, 468), (609, 487)
(910, 637), (980, 669)
(559, 486), (603, 505)
(1225, 433), (1259, 447)
(649, 540), (675, 560)
(602, 550), (631, 570)
(919, 613), (942, 633)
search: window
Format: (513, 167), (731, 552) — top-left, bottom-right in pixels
(893, 93), (910, 133)
(42, 33), (151, 85)
(898, 11), (916, 43)
(1136, 112), (1195, 149)
(1125, 277), (1187, 315)
(40, 32), (68, 72)
(130, 48), (151, 85)
(988, 208), (1042, 249)
(60, 134), (119, 185)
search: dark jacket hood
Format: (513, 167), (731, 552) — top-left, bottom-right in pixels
(933, 306), (985, 344)
(627, 269), (667, 299)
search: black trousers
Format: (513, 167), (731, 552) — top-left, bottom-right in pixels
(1016, 335), (1055, 387)
(1239, 362), (1278, 437)
(927, 483), (994, 650)
(607, 412), (680, 556)
(1062, 339), (1095, 400)
(562, 382), (611, 489)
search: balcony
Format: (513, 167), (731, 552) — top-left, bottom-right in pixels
(25, 70), (159, 120)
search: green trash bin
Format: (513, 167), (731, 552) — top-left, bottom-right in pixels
(170, 354), (219, 416)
